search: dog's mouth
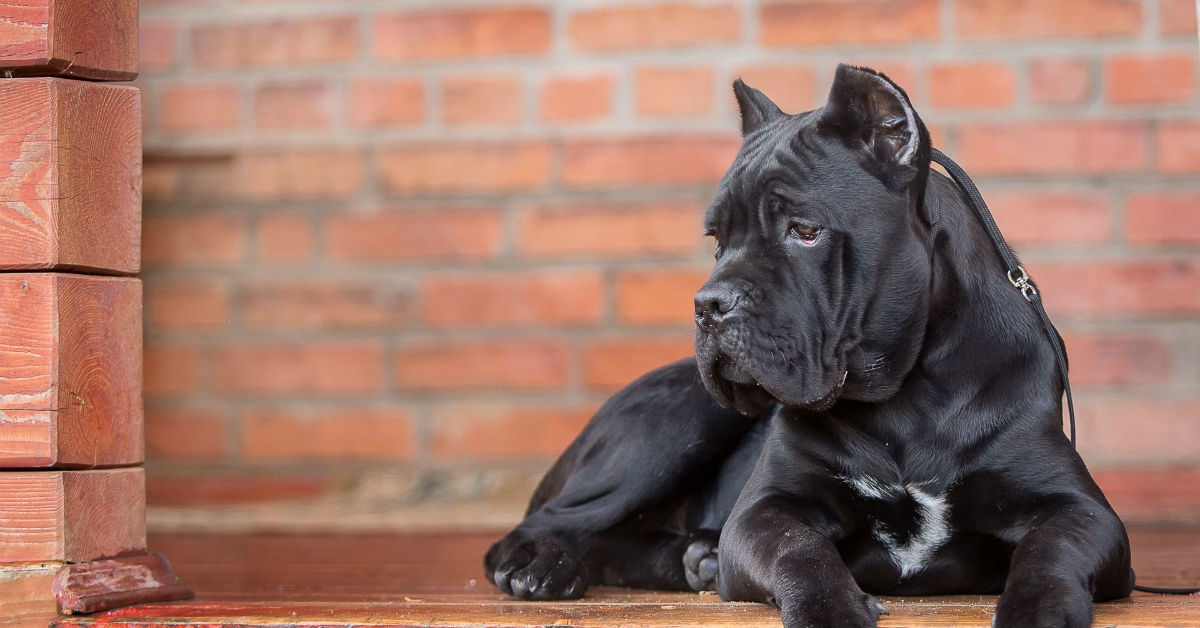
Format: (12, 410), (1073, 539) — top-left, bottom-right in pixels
(717, 357), (756, 385)
(699, 352), (848, 416)
(698, 356), (771, 416)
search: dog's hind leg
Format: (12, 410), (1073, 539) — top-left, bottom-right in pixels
(484, 358), (758, 599)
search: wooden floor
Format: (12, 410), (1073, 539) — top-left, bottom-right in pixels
(53, 527), (1200, 628)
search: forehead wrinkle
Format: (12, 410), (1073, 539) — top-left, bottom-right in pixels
(709, 112), (823, 230)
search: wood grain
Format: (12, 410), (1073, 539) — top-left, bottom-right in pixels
(49, 528), (1200, 628)
(0, 0), (138, 80)
(0, 468), (145, 563)
(0, 561), (60, 628)
(0, 273), (143, 468)
(54, 552), (193, 614)
(0, 78), (141, 274)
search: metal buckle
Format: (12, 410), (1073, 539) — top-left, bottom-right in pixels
(1006, 266), (1038, 302)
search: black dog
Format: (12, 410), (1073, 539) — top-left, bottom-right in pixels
(485, 65), (1133, 628)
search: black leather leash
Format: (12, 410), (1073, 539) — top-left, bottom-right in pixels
(930, 148), (1200, 596)
(930, 148), (1076, 446)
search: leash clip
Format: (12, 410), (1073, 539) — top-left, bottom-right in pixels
(1006, 266), (1039, 302)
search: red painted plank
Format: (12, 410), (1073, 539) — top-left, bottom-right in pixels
(0, 468), (146, 563)
(54, 553), (193, 614)
(0, 0), (138, 80)
(0, 78), (141, 274)
(0, 562), (59, 628)
(0, 273), (143, 468)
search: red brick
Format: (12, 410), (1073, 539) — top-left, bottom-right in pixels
(253, 81), (334, 130)
(212, 341), (384, 395)
(143, 215), (247, 268)
(1029, 58), (1092, 105)
(140, 21), (177, 72)
(955, 0), (1141, 40)
(143, 161), (181, 204)
(616, 269), (708, 325)
(146, 408), (227, 461)
(956, 121), (1148, 174)
(160, 84), (239, 132)
(193, 17), (358, 68)
(147, 278), (230, 332)
(733, 65), (818, 114)
(378, 142), (551, 194)
(394, 340), (570, 391)
(1061, 331), (1170, 387)
(236, 149), (365, 201)
(1159, 121), (1200, 173)
(986, 191), (1111, 245)
(147, 474), (329, 507)
(256, 214), (313, 263)
(144, 345), (203, 398)
(429, 403), (598, 461)
(517, 202), (704, 258)
(569, 3), (741, 51)
(929, 61), (1016, 109)
(1034, 260), (1200, 317)
(1126, 193), (1200, 244)
(541, 75), (613, 121)
(348, 78), (424, 128)
(583, 336), (694, 391)
(761, 0), (938, 47)
(1105, 54), (1196, 104)
(562, 135), (738, 186)
(325, 209), (504, 263)
(240, 407), (415, 461)
(422, 271), (606, 328)
(1076, 400), (1200, 461)
(1161, 0), (1198, 36)
(442, 76), (522, 125)
(1094, 467), (1200, 522)
(636, 66), (714, 117)
(375, 7), (550, 61)
(238, 281), (410, 331)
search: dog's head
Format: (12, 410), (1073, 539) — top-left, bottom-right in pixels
(695, 64), (934, 415)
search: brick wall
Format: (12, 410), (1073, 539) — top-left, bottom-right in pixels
(138, 0), (1200, 526)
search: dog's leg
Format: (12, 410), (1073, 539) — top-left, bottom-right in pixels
(717, 493), (885, 628)
(485, 358), (756, 599)
(572, 528), (719, 591)
(992, 499), (1133, 628)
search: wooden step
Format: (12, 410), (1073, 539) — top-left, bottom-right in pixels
(48, 529), (1200, 628)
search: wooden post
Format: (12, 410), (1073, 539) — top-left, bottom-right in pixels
(0, 2), (191, 625)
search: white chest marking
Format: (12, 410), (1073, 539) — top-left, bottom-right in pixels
(839, 475), (953, 578)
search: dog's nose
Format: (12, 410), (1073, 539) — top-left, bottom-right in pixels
(694, 284), (742, 330)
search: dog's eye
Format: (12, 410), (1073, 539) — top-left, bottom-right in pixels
(788, 224), (823, 243)
(705, 229), (723, 258)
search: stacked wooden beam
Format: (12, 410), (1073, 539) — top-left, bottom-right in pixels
(0, 2), (189, 625)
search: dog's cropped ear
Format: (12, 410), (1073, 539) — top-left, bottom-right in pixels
(818, 64), (930, 191)
(733, 78), (783, 135)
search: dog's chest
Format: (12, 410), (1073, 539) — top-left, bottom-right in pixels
(838, 475), (953, 578)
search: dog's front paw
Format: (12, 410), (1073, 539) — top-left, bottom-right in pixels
(775, 562), (887, 628)
(484, 531), (586, 600)
(683, 531), (720, 591)
(994, 578), (1092, 628)
(779, 589), (887, 628)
